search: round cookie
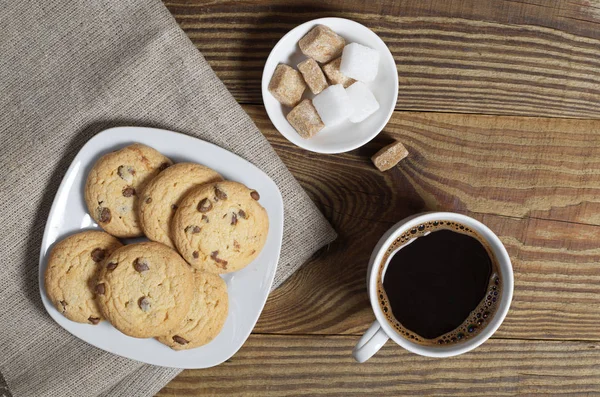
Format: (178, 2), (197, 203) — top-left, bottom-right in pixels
(172, 181), (269, 274)
(84, 143), (173, 238)
(95, 242), (194, 338)
(157, 271), (228, 350)
(45, 230), (123, 325)
(139, 163), (223, 249)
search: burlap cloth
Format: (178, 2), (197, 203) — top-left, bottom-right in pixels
(0, 1), (337, 396)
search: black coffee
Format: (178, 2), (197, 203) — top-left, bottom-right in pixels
(377, 220), (501, 346)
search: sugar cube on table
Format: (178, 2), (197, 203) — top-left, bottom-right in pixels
(322, 57), (355, 88)
(286, 99), (325, 139)
(340, 43), (380, 82)
(297, 58), (328, 95)
(298, 25), (345, 64)
(371, 141), (409, 171)
(312, 84), (352, 127)
(346, 82), (380, 123)
(268, 64), (306, 107)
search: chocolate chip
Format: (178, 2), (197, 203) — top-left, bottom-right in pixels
(185, 225), (201, 234)
(95, 283), (106, 295)
(90, 248), (107, 263)
(172, 335), (188, 345)
(171, 204), (178, 211)
(106, 261), (118, 270)
(122, 186), (136, 197)
(214, 186), (227, 201)
(197, 198), (212, 213)
(59, 300), (67, 313)
(192, 251), (199, 259)
(233, 240), (240, 250)
(117, 165), (135, 183)
(238, 209), (246, 219)
(210, 251), (228, 269)
(250, 191), (260, 200)
(231, 213), (238, 225)
(133, 258), (149, 272)
(202, 215), (209, 223)
(98, 207), (111, 223)
(138, 296), (150, 312)
(88, 316), (101, 325)
(158, 162), (170, 171)
(145, 197), (152, 204)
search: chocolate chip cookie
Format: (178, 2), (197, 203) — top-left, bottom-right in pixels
(171, 181), (269, 274)
(157, 271), (228, 350)
(44, 230), (123, 325)
(84, 143), (172, 238)
(139, 163), (223, 249)
(95, 242), (194, 338)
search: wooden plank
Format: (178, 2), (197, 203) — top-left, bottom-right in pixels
(255, 213), (600, 340)
(233, 106), (600, 340)
(157, 334), (600, 396)
(163, 0), (600, 118)
(248, 107), (600, 226)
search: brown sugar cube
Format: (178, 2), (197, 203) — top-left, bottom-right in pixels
(268, 64), (306, 107)
(297, 58), (328, 95)
(298, 25), (346, 63)
(371, 141), (409, 171)
(323, 57), (355, 88)
(286, 99), (325, 139)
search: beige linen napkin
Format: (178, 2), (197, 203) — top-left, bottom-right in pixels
(0, 1), (337, 396)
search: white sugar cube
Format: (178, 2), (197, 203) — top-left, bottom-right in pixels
(346, 82), (380, 123)
(340, 43), (379, 82)
(312, 84), (352, 127)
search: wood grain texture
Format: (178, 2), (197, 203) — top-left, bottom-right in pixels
(157, 2), (600, 395)
(163, 0), (600, 118)
(244, 106), (600, 340)
(251, 108), (600, 226)
(157, 334), (600, 396)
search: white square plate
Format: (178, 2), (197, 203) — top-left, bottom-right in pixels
(38, 126), (284, 369)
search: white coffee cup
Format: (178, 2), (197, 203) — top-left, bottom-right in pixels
(352, 212), (514, 362)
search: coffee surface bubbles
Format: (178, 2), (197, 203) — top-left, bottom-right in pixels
(377, 221), (502, 346)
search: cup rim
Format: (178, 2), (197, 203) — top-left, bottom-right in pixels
(368, 212), (514, 357)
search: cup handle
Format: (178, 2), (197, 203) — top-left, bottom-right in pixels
(352, 321), (389, 363)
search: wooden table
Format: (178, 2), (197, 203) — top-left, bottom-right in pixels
(157, 1), (600, 395)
